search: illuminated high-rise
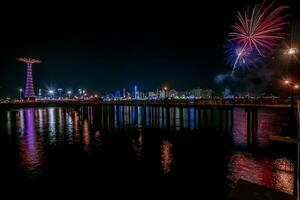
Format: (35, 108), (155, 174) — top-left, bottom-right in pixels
(115, 90), (121, 99)
(134, 85), (138, 99)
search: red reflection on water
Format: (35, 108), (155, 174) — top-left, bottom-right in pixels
(83, 119), (91, 152)
(257, 109), (283, 147)
(74, 111), (80, 143)
(232, 108), (284, 147)
(161, 140), (173, 175)
(232, 109), (247, 146)
(19, 109), (43, 173)
(273, 158), (294, 194)
(227, 152), (294, 194)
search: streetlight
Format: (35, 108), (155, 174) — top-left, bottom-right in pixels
(67, 90), (72, 99)
(287, 47), (298, 55)
(284, 80), (290, 85)
(78, 89), (82, 99)
(38, 88), (42, 99)
(163, 86), (168, 99)
(19, 88), (23, 99)
(83, 90), (86, 99)
(58, 88), (63, 99)
(286, 47), (300, 199)
(285, 47), (299, 120)
(283, 47), (300, 197)
(49, 90), (54, 99)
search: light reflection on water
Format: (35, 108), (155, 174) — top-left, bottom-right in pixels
(19, 109), (43, 175)
(0, 106), (294, 195)
(95, 130), (101, 149)
(273, 158), (294, 194)
(83, 119), (91, 152)
(74, 110), (80, 143)
(38, 109), (43, 134)
(48, 107), (56, 145)
(6, 111), (12, 135)
(132, 131), (144, 161)
(161, 140), (173, 175)
(227, 152), (294, 194)
(19, 110), (25, 137)
(66, 111), (74, 144)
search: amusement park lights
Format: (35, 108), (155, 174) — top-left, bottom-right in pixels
(17, 57), (41, 99)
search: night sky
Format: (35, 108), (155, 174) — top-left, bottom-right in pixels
(0, 0), (299, 97)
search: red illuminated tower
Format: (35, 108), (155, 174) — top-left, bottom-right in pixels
(17, 57), (41, 100)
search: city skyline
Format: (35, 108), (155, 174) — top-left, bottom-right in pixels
(15, 84), (215, 100)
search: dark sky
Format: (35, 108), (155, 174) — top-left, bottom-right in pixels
(0, 0), (299, 97)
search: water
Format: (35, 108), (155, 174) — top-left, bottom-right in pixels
(0, 106), (295, 198)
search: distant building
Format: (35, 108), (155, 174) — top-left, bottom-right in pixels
(169, 89), (177, 98)
(177, 91), (188, 98)
(190, 88), (213, 98)
(127, 92), (132, 99)
(115, 90), (121, 99)
(148, 91), (157, 99)
(202, 89), (213, 98)
(159, 90), (166, 98)
(137, 91), (145, 99)
(190, 88), (202, 98)
(122, 88), (126, 99)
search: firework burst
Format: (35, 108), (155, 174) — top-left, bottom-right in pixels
(225, 41), (256, 69)
(228, 0), (288, 73)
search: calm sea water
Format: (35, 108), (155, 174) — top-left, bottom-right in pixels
(0, 106), (295, 198)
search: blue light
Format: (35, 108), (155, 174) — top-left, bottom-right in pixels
(134, 85), (138, 99)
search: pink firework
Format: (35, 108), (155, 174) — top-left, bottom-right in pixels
(229, 0), (288, 57)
